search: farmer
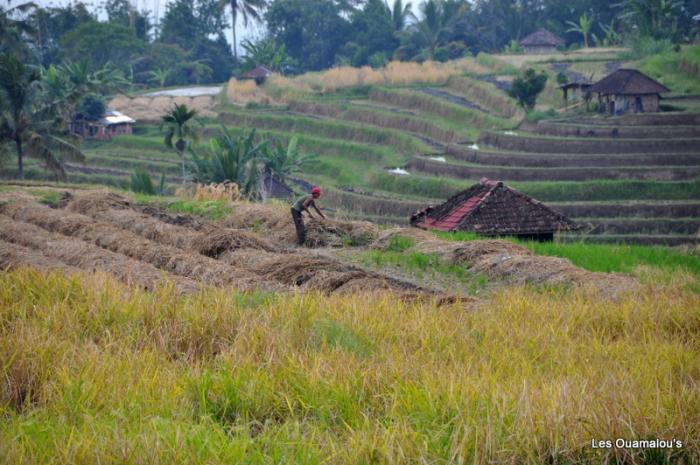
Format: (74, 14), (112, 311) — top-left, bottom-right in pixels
(291, 186), (326, 245)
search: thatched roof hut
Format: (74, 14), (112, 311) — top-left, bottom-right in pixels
(587, 68), (669, 114)
(410, 179), (577, 241)
(240, 65), (273, 85)
(520, 28), (565, 54)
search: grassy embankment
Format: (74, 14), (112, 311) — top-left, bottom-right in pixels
(439, 231), (700, 276)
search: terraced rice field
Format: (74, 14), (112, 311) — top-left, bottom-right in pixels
(7, 51), (699, 246)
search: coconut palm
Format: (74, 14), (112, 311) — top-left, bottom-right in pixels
(566, 12), (594, 48)
(0, 2), (37, 56)
(218, 0), (267, 61)
(613, 0), (682, 38)
(387, 0), (413, 32)
(161, 104), (198, 181)
(148, 67), (171, 88)
(0, 53), (85, 180)
(404, 0), (464, 60)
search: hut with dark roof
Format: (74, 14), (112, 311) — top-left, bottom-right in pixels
(587, 69), (669, 114)
(520, 28), (565, 54)
(259, 171), (294, 200)
(240, 65), (273, 85)
(410, 179), (578, 242)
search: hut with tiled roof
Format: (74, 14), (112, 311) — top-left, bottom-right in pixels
(240, 65), (273, 85)
(410, 179), (578, 241)
(520, 28), (565, 54)
(587, 68), (669, 114)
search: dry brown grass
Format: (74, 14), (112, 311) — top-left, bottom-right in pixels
(193, 182), (241, 202)
(0, 215), (200, 293)
(1, 200), (275, 290)
(228, 58), (493, 104)
(108, 95), (217, 120)
(225, 201), (379, 247)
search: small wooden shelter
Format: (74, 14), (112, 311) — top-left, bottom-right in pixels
(240, 65), (273, 85)
(410, 178), (577, 242)
(520, 28), (565, 54)
(560, 79), (592, 107)
(587, 69), (669, 114)
(71, 109), (135, 140)
(259, 171), (294, 200)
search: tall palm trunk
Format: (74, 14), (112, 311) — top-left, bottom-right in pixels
(231, 4), (238, 60)
(15, 137), (23, 180)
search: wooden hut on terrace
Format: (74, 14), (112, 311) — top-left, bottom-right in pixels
(240, 65), (273, 85)
(560, 79), (593, 108)
(71, 109), (135, 140)
(410, 178), (578, 242)
(520, 28), (565, 54)
(587, 69), (669, 114)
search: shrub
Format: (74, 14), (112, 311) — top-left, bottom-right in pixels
(130, 169), (166, 196)
(508, 68), (548, 109)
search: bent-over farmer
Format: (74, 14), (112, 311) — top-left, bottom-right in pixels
(291, 186), (326, 245)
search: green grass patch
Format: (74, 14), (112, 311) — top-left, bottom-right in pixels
(313, 320), (372, 357)
(219, 110), (429, 153)
(165, 199), (233, 220)
(638, 45), (700, 95)
(512, 179), (700, 202)
(361, 246), (487, 294)
(522, 241), (700, 275)
(436, 230), (700, 275)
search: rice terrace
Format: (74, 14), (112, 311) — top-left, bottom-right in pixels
(1, 0), (700, 464)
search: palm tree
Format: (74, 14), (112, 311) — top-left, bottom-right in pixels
(161, 104), (198, 182)
(0, 2), (37, 57)
(0, 53), (85, 180)
(407, 0), (463, 60)
(613, 0), (682, 38)
(387, 0), (413, 32)
(566, 12), (594, 48)
(262, 136), (316, 197)
(218, 0), (267, 61)
(148, 68), (171, 88)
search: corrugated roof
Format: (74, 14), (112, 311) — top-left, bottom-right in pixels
(412, 179), (577, 235)
(587, 69), (669, 95)
(102, 109), (135, 125)
(520, 28), (565, 47)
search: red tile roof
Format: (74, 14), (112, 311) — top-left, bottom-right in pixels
(411, 179), (577, 235)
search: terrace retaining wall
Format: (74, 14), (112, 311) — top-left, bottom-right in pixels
(409, 157), (700, 181)
(479, 131), (700, 154)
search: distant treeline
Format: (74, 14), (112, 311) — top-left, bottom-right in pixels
(1, 0), (699, 84)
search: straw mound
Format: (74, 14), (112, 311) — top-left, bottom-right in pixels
(1, 200), (274, 290)
(372, 228), (442, 250)
(139, 205), (204, 230)
(373, 228), (636, 294)
(0, 240), (78, 273)
(65, 192), (278, 253)
(0, 215), (199, 294)
(254, 255), (425, 295)
(195, 229), (278, 257)
(225, 203), (379, 247)
(63, 191), (132, 212)
(444, 240), (532, 265)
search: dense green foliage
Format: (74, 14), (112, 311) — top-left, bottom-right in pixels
(509, 68), (548, 109)
(2, 0), (699, 82)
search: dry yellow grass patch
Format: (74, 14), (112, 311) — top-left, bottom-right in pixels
(0, 267), (698, 464)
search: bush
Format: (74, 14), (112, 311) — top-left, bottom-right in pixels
(508, 68), (548, 109)
(621, 37), (674, 60)
(130, 169), (166, 196)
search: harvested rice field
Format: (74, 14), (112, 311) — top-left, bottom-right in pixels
(1, 185), (698, 465)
